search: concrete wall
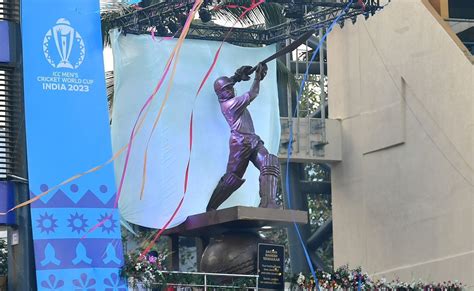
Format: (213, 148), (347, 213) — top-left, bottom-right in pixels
(278, 118), (342, 162)
(328, 0), (473, 285)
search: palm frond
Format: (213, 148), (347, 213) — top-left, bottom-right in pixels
(101, 3), (135, 47)
(105, 71), (115, 122)
(101, 0), (297, 123)
(276, 58), (298, 95)
(212, 1), (285, 28)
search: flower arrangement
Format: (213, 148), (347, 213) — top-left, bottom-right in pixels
(120, 248), (168, 288)
(120, 248), (256, 289)
(292, 265), (464, 290)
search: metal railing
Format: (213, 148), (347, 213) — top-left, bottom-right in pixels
(130, 271), (260, 291)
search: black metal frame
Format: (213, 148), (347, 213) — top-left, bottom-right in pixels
(1, 0), (37, 289)
(0, 1), (20, 22)
(0, 1), (25, 180)
(109, 0), (384, 45)
(0, 68), (24, 179)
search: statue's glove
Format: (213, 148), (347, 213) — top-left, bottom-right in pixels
(232, 65), (253, 82)
(255, 63), (268, 81)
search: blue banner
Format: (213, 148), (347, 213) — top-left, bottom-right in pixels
(21, 0), (126, 289)
(0, 182), (15, 225)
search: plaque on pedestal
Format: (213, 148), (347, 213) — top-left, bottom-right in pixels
(257, 243), (285, 290)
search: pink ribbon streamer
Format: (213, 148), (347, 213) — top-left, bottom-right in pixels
(140, 0), (265, 256)
(83, 0), (202, 239)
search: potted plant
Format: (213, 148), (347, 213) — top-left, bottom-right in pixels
(0, 239), (7, 290)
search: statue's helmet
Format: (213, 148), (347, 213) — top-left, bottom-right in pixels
(214, 76), (235, 100)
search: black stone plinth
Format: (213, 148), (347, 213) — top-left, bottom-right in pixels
(164, 206), (308, 237)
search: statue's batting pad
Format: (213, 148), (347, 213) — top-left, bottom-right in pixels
(111, 31), (280, 229)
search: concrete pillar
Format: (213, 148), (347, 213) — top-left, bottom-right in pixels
(8, 182), (36, 291)
(168, 235), (180, 271)
(195, 236), (209, 271)
(281, 163), (311, 274)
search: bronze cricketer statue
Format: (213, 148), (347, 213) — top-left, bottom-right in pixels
(206, 63), (280, 211)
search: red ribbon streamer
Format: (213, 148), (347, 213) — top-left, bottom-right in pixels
(140, 0), (265, 256)
(81, 56), (175, 239)
(196, 0), (265, 96)
(357, 0), (366, 10)
(113, 52), (175, 209)
(83, 0), (203, 240)
(113, 0), (202, 209)
(141, 112), (193, 258)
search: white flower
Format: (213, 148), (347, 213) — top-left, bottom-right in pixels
(297, 272), (305, 285)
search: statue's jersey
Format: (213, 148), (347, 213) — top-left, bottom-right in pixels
(220, 92), (256, 135)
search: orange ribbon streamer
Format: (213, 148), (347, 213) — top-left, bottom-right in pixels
(82, 0), (205, 238)
(138, 0), (206, 199)
(0, 1), (200, 217)
(139, 0), (265, 199)
(140, 0), (265, 257)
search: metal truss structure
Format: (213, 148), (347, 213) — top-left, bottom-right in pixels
(110, 0), (385, 45)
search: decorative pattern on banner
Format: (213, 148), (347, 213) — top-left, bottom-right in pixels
(21, 0), (126, 289)
(30, 187), (125, 290)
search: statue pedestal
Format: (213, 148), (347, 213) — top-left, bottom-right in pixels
(164, 206), (308, 275)
(164, 206), (307, 237)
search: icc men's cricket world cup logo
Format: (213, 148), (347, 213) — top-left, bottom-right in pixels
(43, 18), (85, 69)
